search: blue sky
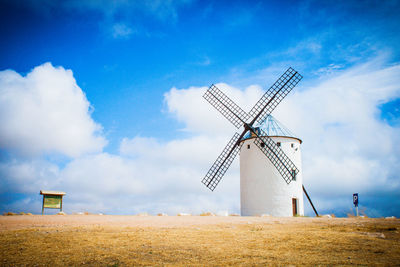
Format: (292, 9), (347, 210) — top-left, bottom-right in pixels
(1, 0), (400, 217)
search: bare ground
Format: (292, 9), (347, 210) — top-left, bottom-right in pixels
(0, 215), (399, 266)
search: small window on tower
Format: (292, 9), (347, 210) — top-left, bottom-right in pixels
(247, 144), (250, 149)
(291, 169), (296, 181)
(277, 142), (281, 147)
(291, 143), (294, 148)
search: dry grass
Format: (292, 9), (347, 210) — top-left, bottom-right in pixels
(2, 212), (17, 216)
(199, 212), (215, 216)
(3, 212), (33, 216)
(0, 216), (399, 266)
(176, 213), (191, 216)
(135, 213), (149, 217)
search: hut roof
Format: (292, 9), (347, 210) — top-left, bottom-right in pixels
(40, 190), (66, 196)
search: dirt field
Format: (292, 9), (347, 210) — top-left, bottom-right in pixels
(0, 215), (399, 266)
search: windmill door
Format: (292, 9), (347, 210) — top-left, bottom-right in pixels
(292, 198), (298, 216)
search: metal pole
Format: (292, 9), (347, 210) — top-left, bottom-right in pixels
(302, 185), (319, 217)
(356, 206), (358, 217)
(42, 195), (44, 215)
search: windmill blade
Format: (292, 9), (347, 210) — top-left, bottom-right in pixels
(202, 132), (244, 191)
(248, 67), (302, 125)
(252, 129), (299, 184)
(203, 84), (250, 129)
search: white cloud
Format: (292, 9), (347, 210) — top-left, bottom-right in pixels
(112, 23), (135, 39)
(120, 135), (217, 167)
(271, 60), (400, 215)
(1, 59), (400, 217)
(140, 60), (400, 216)
(196, 56), (211, 66)
(0, 148), (239, 215)
(164, 83), (263, 135)
(0, 159), (60, 195)
(0, 62), (106, 157)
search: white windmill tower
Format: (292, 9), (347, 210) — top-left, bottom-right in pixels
(201, 67), (318, 217)
(240, 115), (304, 216)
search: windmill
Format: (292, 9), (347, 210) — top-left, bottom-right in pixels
(201, 67), (318, 216)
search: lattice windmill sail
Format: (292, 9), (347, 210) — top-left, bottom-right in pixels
(201, 67), (318, 216)
(202, 67), (301, 190)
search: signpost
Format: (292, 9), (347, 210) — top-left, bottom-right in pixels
(353, 193), (359, 217)
(40, 190), (66, 215)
